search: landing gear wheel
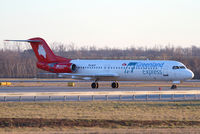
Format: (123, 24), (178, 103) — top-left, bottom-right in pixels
(171, 84), (177, 89)
(91, 82), (99, 89)
(96, 83), (99, 88)
(112, 82), (116, 88)
(116, 82), (119, 88)
(111, 82), (119, 88)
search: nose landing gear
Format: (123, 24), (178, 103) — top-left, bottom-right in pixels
(111, 82), (119, 88)
(171, 84), (177, 89)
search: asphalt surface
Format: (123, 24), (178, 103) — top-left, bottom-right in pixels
(0, 79), (200, 102)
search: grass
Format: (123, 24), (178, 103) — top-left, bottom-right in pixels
(1, 127), (200, 134)
(0, 101), (200, 133)
(0, 101), (199, 121)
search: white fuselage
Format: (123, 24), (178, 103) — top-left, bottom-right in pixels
(70, 60), (194, 82)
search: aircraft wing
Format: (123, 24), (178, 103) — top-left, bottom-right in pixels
(62, 73), (118, 77)
(40, 73), (119, 80)
(61, 73), (119, 80)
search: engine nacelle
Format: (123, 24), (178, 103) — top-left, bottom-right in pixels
(54, 63), (77, 73)
(70, 63), (77, 73)
(37, 62), (77, 73)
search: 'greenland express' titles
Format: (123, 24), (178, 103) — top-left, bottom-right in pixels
(124, 62), (164, 76)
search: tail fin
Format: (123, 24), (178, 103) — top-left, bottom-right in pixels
(5, 37), (69, 63)
(29, 37), (57, 63)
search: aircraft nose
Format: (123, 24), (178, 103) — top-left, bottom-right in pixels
(186, 69), (194, 79)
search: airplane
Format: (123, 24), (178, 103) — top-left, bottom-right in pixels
(5, 37), (194, 89)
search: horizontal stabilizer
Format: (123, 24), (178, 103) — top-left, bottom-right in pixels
(4, 40), (40, 43)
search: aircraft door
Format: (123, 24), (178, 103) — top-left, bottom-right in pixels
(163, 69), (168, 76)
(162, 64), (170, 80)
(163, 68), (174, 80)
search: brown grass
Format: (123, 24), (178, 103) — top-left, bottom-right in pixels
(0, 101), (199, 133)
(0, 101), (199, 121)
(1, 128), (200, 134)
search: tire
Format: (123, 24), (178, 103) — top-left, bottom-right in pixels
(116, 83), (119, 88)
(171, 85), (177, 89)
(112, 82), (116, 88)
(96, 83), (99, 88)
(91, 83), (96, 89)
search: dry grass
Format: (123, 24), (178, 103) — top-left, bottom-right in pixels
(0, 101), (199, 121)
(1, 128), (200, 134)
(0, 101), (200, 133)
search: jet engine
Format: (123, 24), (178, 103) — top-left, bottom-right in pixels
(37, 62), (77, 73)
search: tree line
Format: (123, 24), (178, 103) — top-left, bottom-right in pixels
(0, 43), (200, 79)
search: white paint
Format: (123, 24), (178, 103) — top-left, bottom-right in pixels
(38, 45), (46, 58)
(61, 60), (194, 82)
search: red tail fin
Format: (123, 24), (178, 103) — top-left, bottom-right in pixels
(5, 37), (75, 73)
(29, 37), (69, 63)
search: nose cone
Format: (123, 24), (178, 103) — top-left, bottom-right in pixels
(186, 69), (194, 79)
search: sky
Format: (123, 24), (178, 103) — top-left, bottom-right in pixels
(0, 0), (200, 49)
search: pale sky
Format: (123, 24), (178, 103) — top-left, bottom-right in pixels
(0, 0), (200, 49)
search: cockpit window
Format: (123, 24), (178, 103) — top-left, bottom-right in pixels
(172, 66), (179, 69)
(179, 66), (186, 69)
(172, 66), (186, 69)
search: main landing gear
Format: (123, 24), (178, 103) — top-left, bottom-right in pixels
(91, 81), (119, 89)
(91, 82), (99, 89)
(171, 84), (177, 89)
(111, 82), (119, 88)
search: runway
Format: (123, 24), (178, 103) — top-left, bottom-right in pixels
(0, 79), (200, 102)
